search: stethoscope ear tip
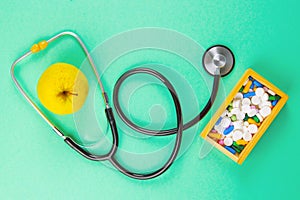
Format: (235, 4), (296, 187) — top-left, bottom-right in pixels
(202, 45), (235, 77)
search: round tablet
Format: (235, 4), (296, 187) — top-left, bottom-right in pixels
(242, 98), (251, 106)
(251, 96), (261, 105)
(247, 109), (258, 117)
(236, 112), (245, 121)
(248, 124), (258, 134)
(232, 130), (243, 141)
(243, 132), (252, 141)
(224, 137), (233, 146)
(255, 87), (265, 97)
(259, 106), (272, 118)
(221, 117), (231, 128)
(262, 93), (269, 101)
(235, 92), (243, 100)
(242, 105), (251, 113)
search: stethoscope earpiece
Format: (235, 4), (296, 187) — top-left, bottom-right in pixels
(202, 45), (235, 77)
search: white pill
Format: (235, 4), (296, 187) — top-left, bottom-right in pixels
(243, 132), (253, 141)
(255, 87), (265, 97)
(224, 137), (233, 146)
(227, 112), (233, 117)
(221, 117), (231, 128)
(247, 109), (258, 117)
(259, 101), (272, 109)
(259, 106), (272, 118)
(243, 79), (249, 86)
(242, 105), (251, 113)
(256, 113), (264, 122)
(249, 89), (253, 92)
(242, 98), (251, 106)
(232, 130), (243, 141)
(236, 112), (245, 121)
(214, 124), (225, 134)
(262, 93), (269, 101)
(235, 93), (243, 100)
(267, 89), (275, 96)
(221, 110), (228, 117)
(233, 121), (243, 129)
(233, 100), (241, 108)
(231, 108), (240, 115)
(244, 121), (249, 126)
(243, 125), (248, 133)
(248, 124), (258, 134)
(251, 96), (261, 105)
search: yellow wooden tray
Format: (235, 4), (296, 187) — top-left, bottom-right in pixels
(200, 68), (288, 164)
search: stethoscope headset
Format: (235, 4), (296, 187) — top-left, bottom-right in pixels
(11, 31), (235, 180)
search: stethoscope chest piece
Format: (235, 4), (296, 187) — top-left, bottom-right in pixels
(202, 45), (235, 77)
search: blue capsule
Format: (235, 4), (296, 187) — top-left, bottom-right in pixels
(272, 100), (279, 106)
(243, 92), (256, 98)
(253, 80), (263, 87)
(216, 117), (222, 125)
(249, 76), (254, 81)
(223, 125), (234, 135)
(250, 82), (255, 89)
(225, 146), (236, 154)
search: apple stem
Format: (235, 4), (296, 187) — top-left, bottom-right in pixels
(67, 91), (78, 96)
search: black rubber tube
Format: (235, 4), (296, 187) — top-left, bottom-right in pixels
(113, 68), (220, 136)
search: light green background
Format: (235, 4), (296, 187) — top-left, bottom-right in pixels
(0, 0), (299, 199)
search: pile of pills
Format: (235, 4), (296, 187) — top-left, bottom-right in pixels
(208, 76), (281, 155)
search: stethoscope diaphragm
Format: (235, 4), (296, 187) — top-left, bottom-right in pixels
(202, 45), (235, 77)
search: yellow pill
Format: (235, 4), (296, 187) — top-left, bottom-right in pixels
(248, 118), (260, 126)
(243, 80), (252, 93)
(208, 132), (223, 140)
(236, 139), (248, 145)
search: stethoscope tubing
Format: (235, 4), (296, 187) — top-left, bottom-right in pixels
(11, 31), (220, 180)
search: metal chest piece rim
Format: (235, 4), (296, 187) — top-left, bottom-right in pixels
(202, 45), (235, 77)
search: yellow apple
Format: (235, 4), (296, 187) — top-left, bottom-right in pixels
(37, 62), (89, 115)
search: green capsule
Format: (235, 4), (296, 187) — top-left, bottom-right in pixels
(244, 114), (249, 121)
(231, 115), (237, 122)
(231, 145), (241, 153)
(233, 141), (245, 151)
(239, 86), (244, 92)
(269, 95), (280, 101)
(253, 115), (260, 123)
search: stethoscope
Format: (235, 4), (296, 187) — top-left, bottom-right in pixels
(11, 31), (235, 180)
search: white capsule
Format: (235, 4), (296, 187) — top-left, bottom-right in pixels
(224, 137), (233, 146)
(243, 132), (253, 141)
(242, 98), (251, 106)
(262, 93), (269, 101)
(267, 89), (276, 96)
(256, 113), (264, 122)
(214, 124), (225, 134)
(221, 117), (231, 128)
(244, 121), (249, 126)
(248, 124), (258, 134)
(235, 93), (243, 100)
(251, 96), (261, 105)
(247, 109), (258, 117)
(255, 87), (265, 97)
(232, 130), (243, 141)
(259, 106), (272, 118)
